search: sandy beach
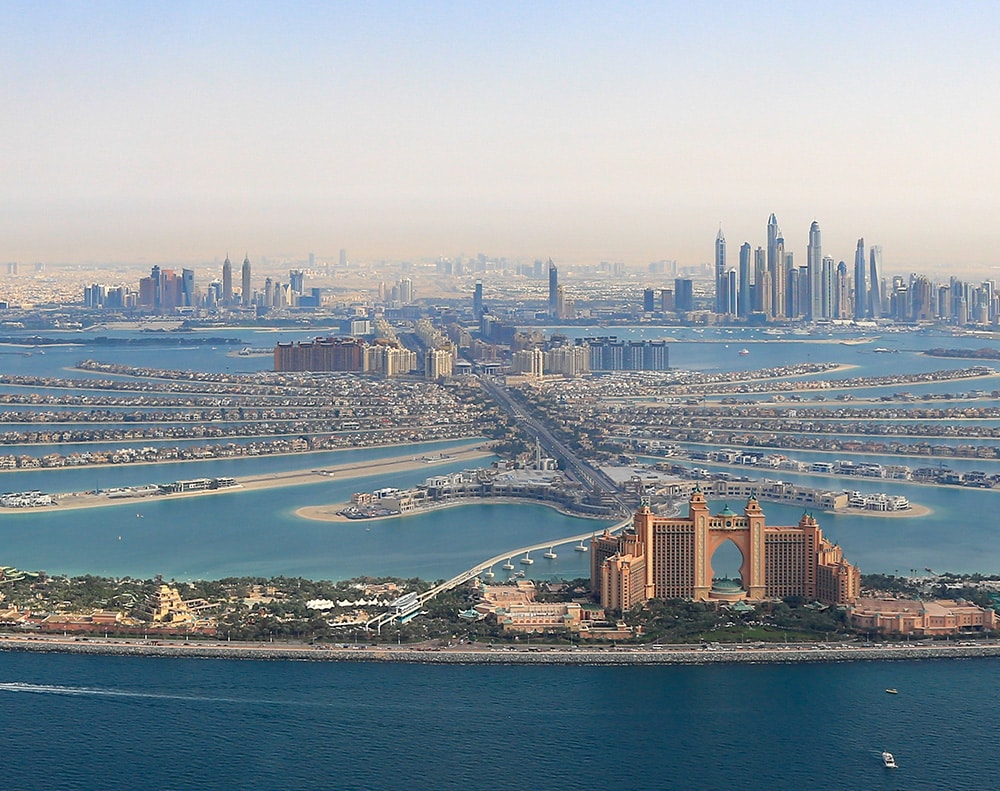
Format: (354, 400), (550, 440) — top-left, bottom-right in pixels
(828, 503), (931, 518)
(295, 494), (612, 524)
(1, 444), (494, 515)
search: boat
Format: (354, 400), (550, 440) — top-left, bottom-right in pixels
(501, 558), (515, 571)
(543, 547), (557, 559)
(520, 553), (534, 565)
(738, 348), (750, 356)
(885, 688), (898, 694)
(882, 751), (897, 768)
(574, 540), (589, 552)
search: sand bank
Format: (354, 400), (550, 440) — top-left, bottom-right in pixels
(296, 495), (610, 525)
(828, 503), (931, 519)
(0, 445), (493, 515)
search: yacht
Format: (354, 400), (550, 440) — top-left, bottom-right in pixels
(882, 752), (897, 768)
(575, 540), (589, 552)
(520, 552), (534, 565)
(543, 547), (557, 559)
(738, 348), (750, 356)
(885, 688), (898, 695)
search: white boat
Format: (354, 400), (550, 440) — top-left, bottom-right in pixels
(574, 540), (589, 552)
(520, 553), (534, 565)
(501, 558), (514, 571)
(738, 348), (750, 356)
(543, 547), (557, 559)
(882, 751), (897, 768)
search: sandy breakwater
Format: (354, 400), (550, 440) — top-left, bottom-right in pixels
(2, 636), (998, 665)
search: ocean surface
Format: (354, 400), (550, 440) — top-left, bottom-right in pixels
(0, 650), (997, 791)
(3, 325), (1000, 790)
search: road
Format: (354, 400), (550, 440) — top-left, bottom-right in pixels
(478, 375), (630, 515)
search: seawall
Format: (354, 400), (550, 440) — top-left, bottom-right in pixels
(3, 637), (999, 666)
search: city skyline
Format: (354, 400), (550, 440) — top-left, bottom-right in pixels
(2, 3), (999, 270)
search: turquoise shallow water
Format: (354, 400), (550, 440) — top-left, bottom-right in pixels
(2, 326), (1000, 789)
(2, 327), (1000, 578)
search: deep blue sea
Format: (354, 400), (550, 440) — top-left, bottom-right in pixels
(3, 325), (1000, 790)
(0, 650), (997, 791)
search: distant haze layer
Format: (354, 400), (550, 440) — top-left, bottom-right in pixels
(2, 3), (998, 271)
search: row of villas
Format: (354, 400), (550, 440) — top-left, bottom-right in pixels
(681, 447), (1000, 489)
(691, 449), (912, 480)
(641, 469), (911, 512)
(0, 490), (54, 508)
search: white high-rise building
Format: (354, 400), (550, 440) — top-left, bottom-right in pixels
(715, 227), (727, 314)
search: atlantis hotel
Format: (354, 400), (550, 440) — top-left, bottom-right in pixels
(591, 490), (860, 611)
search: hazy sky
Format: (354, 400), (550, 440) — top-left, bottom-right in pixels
(2, 2), (999, 272)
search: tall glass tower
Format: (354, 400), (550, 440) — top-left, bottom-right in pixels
(715, 227), (727, 313)
(853, 239), (867, 320)
(807, 221), (822, 320)
(738, 242), (752, 319)
(868, 245), (883, 319)
(547, 259), (558, 316)
(242, 254), (252, 307)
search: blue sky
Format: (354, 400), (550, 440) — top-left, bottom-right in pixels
(2, 2), (998, 272)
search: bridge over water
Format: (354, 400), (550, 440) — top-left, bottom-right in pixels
(365, 515), (633, 632)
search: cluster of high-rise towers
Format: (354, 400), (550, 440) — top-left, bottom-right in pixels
(714, 214), (882, 321)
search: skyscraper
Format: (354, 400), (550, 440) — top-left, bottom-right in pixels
(807, 221), (822, 321)
(725, 269), (738, 315)
(715, 227), (727, 313)
(868, 246), (883, 319)
(548, 259), (558, 317)
(836, 261), (850, 318)
(674, 278), (694, 312)
(753, 247), (766, 313)
(473, 280), (484, 319)
(821, 255), (835, 319)
(772, 235), (786, 318)
(853, 239), (867, 319)
(181, 268), (195, 307)
(242, 255), (252, 307)
(222, 255), (233, 306)
(766, 213), (779, 280)
(738, 242), (752, 319)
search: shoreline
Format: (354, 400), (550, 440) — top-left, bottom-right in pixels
(0, 436), (488, 475)
(827, 503), (932, 519)
(295, 495), (614, 524)
(0, 444), (495, 514)
(2, 635), (999, 665)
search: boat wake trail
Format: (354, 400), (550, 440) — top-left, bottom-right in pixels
(0, 681), (248, 704)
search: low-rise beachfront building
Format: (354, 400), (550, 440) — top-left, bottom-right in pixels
(848, 598), (997, 636)
(472, 580), (604, 634)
